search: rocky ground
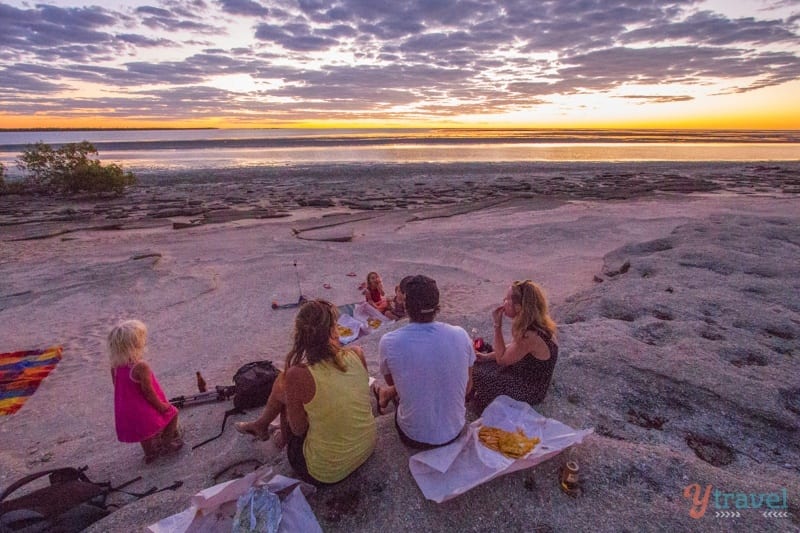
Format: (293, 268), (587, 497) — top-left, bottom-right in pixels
(82, 205), (800, 533)
(2, 162), (799, 239)
(1, 163), (798, 532)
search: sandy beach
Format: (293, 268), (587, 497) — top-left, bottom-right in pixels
(1, 163), (799, 532)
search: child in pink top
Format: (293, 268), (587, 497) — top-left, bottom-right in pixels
(108, 320), (182, 463)
(365, 271), (389, 313)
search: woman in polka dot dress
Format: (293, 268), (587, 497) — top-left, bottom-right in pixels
(470, 280), (558, 414)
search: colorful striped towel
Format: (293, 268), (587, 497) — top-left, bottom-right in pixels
(0, 346), (63, 416)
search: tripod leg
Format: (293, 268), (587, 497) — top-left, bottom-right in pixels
(191, 407), (245, 450)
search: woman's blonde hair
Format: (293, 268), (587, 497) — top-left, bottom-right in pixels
(285, 300), (346, 371)
(108, 319), (147, 368)
(510, 280), (557, 341)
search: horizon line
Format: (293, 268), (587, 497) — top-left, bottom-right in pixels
(2, 126), (800, 133)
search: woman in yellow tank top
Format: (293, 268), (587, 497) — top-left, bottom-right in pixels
(235, 299), (376, 485)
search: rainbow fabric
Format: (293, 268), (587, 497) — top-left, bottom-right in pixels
(0, 346), (63, 416)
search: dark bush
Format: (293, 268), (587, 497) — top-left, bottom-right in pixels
(16, 141), (136, 195)
(0, 162), (24, 194)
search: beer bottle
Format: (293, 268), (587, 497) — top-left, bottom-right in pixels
(196, 371), (207, 393)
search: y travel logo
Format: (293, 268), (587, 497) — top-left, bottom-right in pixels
(683, 483), (791, 519)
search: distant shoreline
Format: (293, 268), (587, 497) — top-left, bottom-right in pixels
(2, 132), (800, 154)
(0, 127), (218, 133)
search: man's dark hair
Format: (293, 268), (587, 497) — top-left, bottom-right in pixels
(398, 275), (414, 293)
(404, 275), (439, 323)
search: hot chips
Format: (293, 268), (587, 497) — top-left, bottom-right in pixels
(478, 426), (540, 459)
(337, 325), (353, 337)
(367, 318), (381, 329)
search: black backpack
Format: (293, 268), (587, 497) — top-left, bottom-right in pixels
(232, 361), (280, 410)
(0, 466), (181, 532)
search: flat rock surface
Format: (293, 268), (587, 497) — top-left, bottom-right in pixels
(1, 187), (798, 531)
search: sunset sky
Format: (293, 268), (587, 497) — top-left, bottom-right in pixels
(1, 0), (799, 130)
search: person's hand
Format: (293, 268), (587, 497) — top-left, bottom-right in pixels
(475, 352), (493, 363)
(159, 402), (172, 414)
(492, 305), (505, 326)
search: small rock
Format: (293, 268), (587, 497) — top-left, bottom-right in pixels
(173, 221), (202, 230)
(131, 252), (163, 260)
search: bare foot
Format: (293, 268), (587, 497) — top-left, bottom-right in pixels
(164, 438), (184, 454)
(271, 429), (286, 450)
(234, 421), (270, 441)
(371, 383), (398, 416)
(371, 383), (386, 415)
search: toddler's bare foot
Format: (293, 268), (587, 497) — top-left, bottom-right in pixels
(164, 438), (184, 453)
(161, 424), (184, 446)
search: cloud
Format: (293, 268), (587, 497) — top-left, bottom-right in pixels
(116, 34), (176, 47)
(554, 45), (800, 93)
(0, 3), (118, 60)
(0, 68), (67, 95)
(622, 10), (800, 46)
(617, 95), (695, 104)
(136, 5), (219, 33)
(217, 0), (270, 17)
(0, 0), (799, 123)
(254, 22), (339, 51)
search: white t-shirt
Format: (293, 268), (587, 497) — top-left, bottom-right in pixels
(379, 321), (475, 445)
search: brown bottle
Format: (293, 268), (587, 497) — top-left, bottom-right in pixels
(196, 371), (207, 393)
(559, 461), (580, 497)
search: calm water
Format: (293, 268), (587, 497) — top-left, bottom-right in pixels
(1, 129), (798, 175)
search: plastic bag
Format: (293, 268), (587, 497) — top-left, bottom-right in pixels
(232, 487), (281, 533)
(148, 467), (321, 533)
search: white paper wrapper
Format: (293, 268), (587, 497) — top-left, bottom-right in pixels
(409, 395), (593, 502)
(148, 467), (321, 533)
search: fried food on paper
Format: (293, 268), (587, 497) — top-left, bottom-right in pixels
(337, 325), (353, 337)
(478, 426), (540, 458)
(367, 318), (382, 329)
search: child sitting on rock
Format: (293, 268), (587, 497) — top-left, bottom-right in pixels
(108, 319), (183, 463)
(365, 271), (390, 314)
(385, 275), (412, 320)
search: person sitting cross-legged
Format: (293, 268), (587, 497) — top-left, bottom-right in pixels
(235, 299), (376, 485)
(373, 275), (474, 449)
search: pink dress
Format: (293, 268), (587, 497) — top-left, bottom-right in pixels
(113, 363), (178, 443)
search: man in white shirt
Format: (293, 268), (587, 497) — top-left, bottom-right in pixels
(377, 275), (475, 448)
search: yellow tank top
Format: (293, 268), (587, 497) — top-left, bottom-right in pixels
(304, 350), (377, 483)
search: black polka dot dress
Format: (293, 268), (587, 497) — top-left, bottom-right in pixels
(471, 327), (558, 414)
